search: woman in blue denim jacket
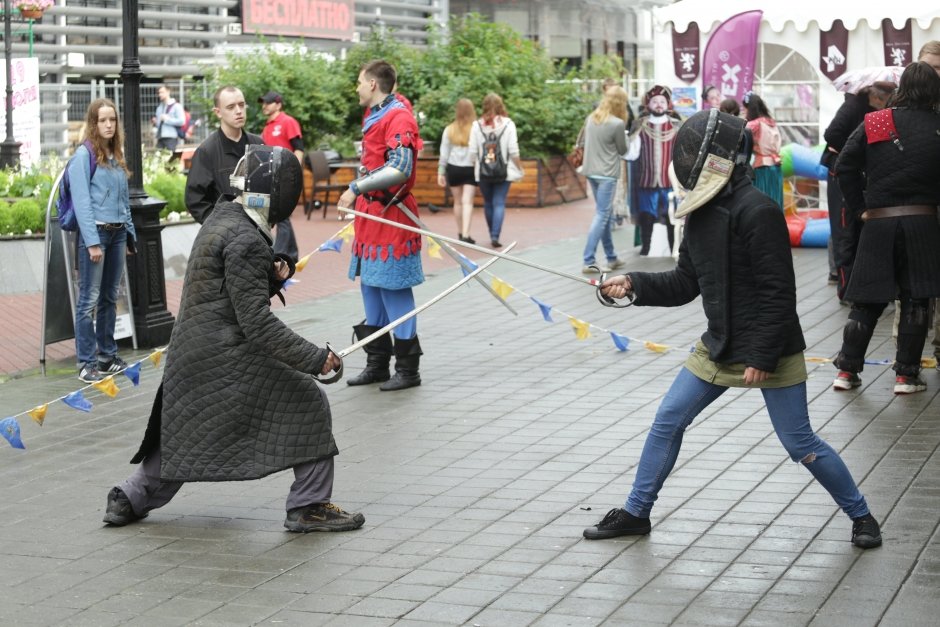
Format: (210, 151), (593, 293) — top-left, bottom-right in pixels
(70, 98), (137, 383)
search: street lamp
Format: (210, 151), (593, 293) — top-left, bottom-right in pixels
(120, 0), (175, 346)
(0, 0), (21, 168)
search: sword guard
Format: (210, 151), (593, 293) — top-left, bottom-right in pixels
(594, 268), (635, 308)
(314, 342), (344, 384)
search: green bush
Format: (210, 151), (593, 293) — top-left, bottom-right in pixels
(0, 202), (13, 234)
(9, 199), (43, 234)
(145, 172), (187, 218)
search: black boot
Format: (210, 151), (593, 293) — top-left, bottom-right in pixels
(346, 325), (392, 386)
(380, 336), (422, 391)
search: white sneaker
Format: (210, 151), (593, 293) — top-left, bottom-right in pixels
(607, 258), (625, 270)
(894, 375), (926, 395)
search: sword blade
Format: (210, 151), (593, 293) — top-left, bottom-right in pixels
(393, 201), (518, 316)
(337, 241), (517, 358)
(339, 206), (600, 287)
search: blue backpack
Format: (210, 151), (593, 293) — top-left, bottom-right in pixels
(56, 140), (98, 231)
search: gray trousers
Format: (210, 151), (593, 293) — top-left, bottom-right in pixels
(118, 447), (335, 517)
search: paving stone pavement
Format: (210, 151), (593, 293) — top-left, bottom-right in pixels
(1, 232), (938, 626)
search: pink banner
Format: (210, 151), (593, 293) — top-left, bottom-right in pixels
(702, 10), (762, 104)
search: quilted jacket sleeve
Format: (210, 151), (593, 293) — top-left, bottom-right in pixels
(223, 232), (328, 375)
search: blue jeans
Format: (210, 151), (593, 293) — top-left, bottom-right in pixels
(478, 180), (511, 242)
(625, 368), (870, 520)
(583, 177), (618, 265)
(75, 227), (127, 366)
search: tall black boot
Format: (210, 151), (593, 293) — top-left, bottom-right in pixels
(833, 303), (886, 373)
(379, 336), (422, 391)
(346, 324), (392, 386)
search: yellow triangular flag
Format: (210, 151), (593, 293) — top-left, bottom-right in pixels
(28, 404), (48, 426)
(427, 238), (442, 259)
(295, 253), (312, 272)
(644, 341), (669, 353)
(338, 222), (355, 242)
(92, 376), (120, 398)
(491, 277), (514, 300)
(568, 316), (591, 340)
(806, 356), (831, 363)
(922, 357), (937, 369)
(149, 350), (163, 367)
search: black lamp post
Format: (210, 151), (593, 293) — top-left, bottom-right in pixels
(121, 0), (175, 346)
(0, 0), (21, 168)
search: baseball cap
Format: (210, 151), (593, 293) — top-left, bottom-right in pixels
(258, 91), (283, 105)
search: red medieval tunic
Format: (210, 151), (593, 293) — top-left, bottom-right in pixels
(348, 97), (425, 289)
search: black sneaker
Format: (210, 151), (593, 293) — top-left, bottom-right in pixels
(827, 273), (839, 285)
(102, 487), (146, 526)
(851, 514), (882, 549)
(78, 364), (103, 383)
(99, 355), (129, 373)
(284, 503), (365, 533)
(583, 508), (651, 540)
(491, 239), (502, 248)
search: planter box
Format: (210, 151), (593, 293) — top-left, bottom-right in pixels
(315, 156), (587, 208)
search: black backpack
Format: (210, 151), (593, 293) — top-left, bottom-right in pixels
(478, 121), (508, 181)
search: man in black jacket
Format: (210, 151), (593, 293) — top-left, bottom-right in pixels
(184, 85), (264, 223)
(582, 110), (882, 550)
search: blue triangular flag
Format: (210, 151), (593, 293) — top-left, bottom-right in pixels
(123, 361), (141, 386)
(610, 332), (630, 352)
(0, 417), (25, 449)
(319, 238), (343, 253)
(530, 297), (554, 322)
(459, 257), (479, 277)
(864, 358), (892, 365)
(63, 390), (93, 413)
(282, 278), (299, 291)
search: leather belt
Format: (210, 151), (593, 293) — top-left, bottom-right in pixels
(861, 205), (937, 221)
(97, 223), (125, 231)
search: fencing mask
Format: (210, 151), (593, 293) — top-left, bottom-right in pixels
(672, 109), (745, 217)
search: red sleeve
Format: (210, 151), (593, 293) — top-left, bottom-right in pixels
(384, 108), (421, 151)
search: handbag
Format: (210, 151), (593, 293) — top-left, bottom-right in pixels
(568, 123), (585, 169)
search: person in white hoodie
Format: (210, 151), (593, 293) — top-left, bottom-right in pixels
(469, 93), (524, 248)
(437, 98), (478, 243)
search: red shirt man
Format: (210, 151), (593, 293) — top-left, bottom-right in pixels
(258, 91), (304, 261)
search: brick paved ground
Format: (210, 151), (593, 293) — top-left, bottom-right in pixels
(1, 208), (938, 626)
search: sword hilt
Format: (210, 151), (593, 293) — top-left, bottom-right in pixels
(594, 268), (635, 308)
(313, 342), (344, 384)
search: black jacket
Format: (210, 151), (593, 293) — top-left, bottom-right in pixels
(185, 129), (264, 223)
(628, 171), (805, 372)
(132, 201), (337, 481)
(835, 107), (940, 301)
(821, 92), (874, 171)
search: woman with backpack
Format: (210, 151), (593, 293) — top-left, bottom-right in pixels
(70, 98), (136, 383)
(437, 98), (478, 243)
(743, 92), (783, 209)
(469, 93), (524, 248)
(577, 86), (629, 274)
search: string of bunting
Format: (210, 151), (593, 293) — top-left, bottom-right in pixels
(7, 225), (931, 450)
(1, 348), (167, 451)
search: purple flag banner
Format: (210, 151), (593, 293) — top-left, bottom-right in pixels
(882, 18), (912, 67)
(819, 19), (848, 81)
(702, 10), (763, 104)
(672, 22), (700, 83)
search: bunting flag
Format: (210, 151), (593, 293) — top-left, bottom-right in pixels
(282, 278), (298, 291)
(295, 253), (312, 272)
(531, 297), (554, 322)
(28, 404), (48, 426)
(318, 238), (343, 253)
(610, 332), (630, 352)
(922, 357), (937, 369)
(491, 277), (514, 300)
(92, 376), (119, 398)
(62, 390), (93, 413)
(427, 238), (442, 259)
(149, 350), (163, 368)
(645, 341), (669, 353)
(568, 317), (591, 340)
(1, 417), (25, 450)
(806, 356), (831, 363)
(459, 258), (479, 277)
(338, 222), (355, 242)
(123, 362), (141, 386)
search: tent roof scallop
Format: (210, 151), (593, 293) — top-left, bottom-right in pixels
(653, 0), (940, 34)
